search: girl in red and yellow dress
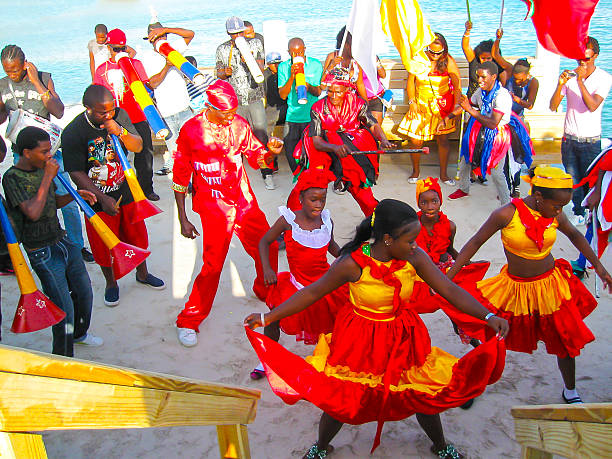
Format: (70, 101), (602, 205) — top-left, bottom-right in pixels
(245, 199), (508, 459)
(250, 169), (347, 380)
(445, 166), (612, 404)
(397, 33), (461, 184)
(412, 178), (489, 323)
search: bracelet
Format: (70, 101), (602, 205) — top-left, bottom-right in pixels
(407, 99), (415, 106)
(260, 312), (266, 327)
(484, 312), (496, 321)
(463, 33), (470, 37)
(120, 128), (128, 137)
(40, 90), (51, 99)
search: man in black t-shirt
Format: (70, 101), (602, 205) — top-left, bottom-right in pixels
(62, 85), (165, 308)
(2, 126), (101, 356)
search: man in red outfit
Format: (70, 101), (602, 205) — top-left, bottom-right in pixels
(300, 69), (392, 216)
(172, 80), (282, 347)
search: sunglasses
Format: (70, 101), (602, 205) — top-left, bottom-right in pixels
(425, 47), (444, 56)
(111, 46), (126, 53)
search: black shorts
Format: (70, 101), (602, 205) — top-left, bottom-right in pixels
(367, 97), (383, 113)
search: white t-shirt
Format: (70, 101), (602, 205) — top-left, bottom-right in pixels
(88, 39), (111, 70)
(471, 85), (513, 126)
(561, 67), (612, 138)
(140, 38), (190, 117)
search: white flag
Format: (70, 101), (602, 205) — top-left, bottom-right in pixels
(346, 0), (386, 95)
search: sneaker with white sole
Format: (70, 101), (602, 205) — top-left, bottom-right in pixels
(74, 333), (104, 346)
(177, 327), (197, 347)
(571, 214), (586, 226)
(263, 175), (276, 190)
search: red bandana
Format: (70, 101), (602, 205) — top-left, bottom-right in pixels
(512, 198), (554, 251)
(206, 80), (238, 110)
(294, 168), (336, 194)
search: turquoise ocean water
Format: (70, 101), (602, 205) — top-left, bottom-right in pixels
(2, 0), (611, 134)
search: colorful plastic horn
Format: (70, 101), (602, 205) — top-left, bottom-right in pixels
(292, 56), (308, 105)
(115, 52), (170, 140)
(0, 197), (66, 333)
(109, 134), (162, 223)
(155, 40), (206, 85)
(234, 36), (264, 84)
(55, 174), (150, 280)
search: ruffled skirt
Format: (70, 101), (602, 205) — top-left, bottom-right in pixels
(266, 272), (348, 344)
(440, 259), (597, 358)
(246, 303), (505, 441)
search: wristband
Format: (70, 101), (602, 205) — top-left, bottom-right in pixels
(120, 128), (128, 137)
(260, 312), (266, 327)
(484, 312), (495, 321)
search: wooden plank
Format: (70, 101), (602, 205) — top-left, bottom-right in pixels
(512, 403), (612, 424)
(514, 418), (612, 459)
(521, 446), (552, 459)
(0, 372), (258, 431)
(0, 344), (260, 401)
(0, 432), (48, 459)
(217, 424), (251, 459)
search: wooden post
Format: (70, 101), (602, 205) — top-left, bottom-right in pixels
(521, 446), (553, 459)
(0, 432), (47, 459)
(217, 424), (250, 459)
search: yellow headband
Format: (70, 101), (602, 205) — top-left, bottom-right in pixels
(521, 165), (573, 189)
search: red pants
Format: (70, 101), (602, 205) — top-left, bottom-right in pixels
(348, 186), (378, 217)
(85, 209), (148, 268)
(176, 199), (278, 331)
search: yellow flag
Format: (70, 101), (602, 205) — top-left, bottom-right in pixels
(380, 0), (435, 77)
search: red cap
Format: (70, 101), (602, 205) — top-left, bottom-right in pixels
(295, 168), (336, 194)
(106, 28), (127, 46)
(206, 80), (238, 111)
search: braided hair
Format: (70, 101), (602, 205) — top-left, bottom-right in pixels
(1, 45), (25, 64)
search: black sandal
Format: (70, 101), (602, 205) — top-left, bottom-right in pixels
(249, 368), (265, 380)
(303, 443), (334, 458)
(431, 444), (464, 459)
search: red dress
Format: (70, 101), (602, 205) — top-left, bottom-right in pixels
(411, 211), (490, 313)
(300, 92), (380, 216)
(246, 245), (505, 451)
(266, 207), (347, 344)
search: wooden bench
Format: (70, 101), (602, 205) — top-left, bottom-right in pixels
(511, 403), (612, 458)
(0, 344), (260, 458)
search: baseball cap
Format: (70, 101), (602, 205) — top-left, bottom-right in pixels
(226, 16), (245, 34)
(143, 21), (164, 40)
(266, 52), (282, 65)
(106, 29), (127, 46)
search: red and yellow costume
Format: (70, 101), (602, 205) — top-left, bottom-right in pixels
(412, 178), (489, 312)
(172, 81), (278, 331)
(246, 245), (505, 451)
(397, 71), (456, 141)
(441, 170), (598, 358)
(300, 90), (380, 216)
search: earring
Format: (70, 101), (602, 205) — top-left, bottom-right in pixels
(385, 240), (391, 246)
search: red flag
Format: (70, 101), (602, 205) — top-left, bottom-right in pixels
(521, 0), (599, 59)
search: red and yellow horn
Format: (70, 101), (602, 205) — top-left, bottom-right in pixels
(110, 134), (162, 222)
(55, 175), (150, 279)
(0, 198), (65, 333)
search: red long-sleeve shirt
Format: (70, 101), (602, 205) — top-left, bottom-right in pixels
(172, 111), (270, 213)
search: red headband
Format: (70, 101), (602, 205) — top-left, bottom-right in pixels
(206, 80), (238, 111)
(416, 177), (442, 205)
(295, 168), (335, 194)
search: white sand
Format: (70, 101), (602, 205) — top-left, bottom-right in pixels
(1, 149), (610, 459)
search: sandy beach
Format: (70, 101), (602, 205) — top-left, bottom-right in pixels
(1, 144), (610, 459)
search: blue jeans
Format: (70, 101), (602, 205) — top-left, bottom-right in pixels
(27, 237), (93, 356)
(575, 220), (594, 271)
(561, 138), (601, 216)
(13, 149), (85, 249)
(237, 100), (273, 178)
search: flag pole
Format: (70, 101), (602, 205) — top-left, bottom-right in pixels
(466, 0), (471, 22)
(499, 0), (505, 29)
(338, 27), (349, 58)
(455, 111), (465, 180)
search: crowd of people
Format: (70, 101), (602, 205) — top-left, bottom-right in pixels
(0, 14), (611, 458)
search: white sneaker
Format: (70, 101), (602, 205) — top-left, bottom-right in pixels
(571, 214), (586, 226)
(264, 175), (276, 190)
(177, 327), (197, 347)
(74, 333), (104, 346)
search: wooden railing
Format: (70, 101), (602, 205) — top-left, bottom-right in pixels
(0, 344), (260, 458)
(511, 403), (612, 458)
